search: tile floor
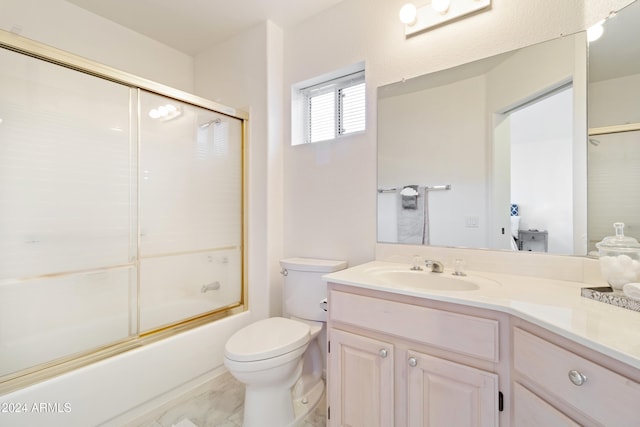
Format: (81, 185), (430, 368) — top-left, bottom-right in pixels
(128, 371), (327, 427)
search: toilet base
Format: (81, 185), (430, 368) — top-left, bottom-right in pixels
(291, 379), (324, 427)
(241, 377), (324, 427)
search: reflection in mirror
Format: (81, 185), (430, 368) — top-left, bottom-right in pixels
(378, 33), (587, 255)
(588, 0), (640, 254)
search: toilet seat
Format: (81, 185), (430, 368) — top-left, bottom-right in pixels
(225, 317), (310, 362)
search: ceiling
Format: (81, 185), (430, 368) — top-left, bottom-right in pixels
(65, 0), (345, 56)
(65, 0), (640, 81)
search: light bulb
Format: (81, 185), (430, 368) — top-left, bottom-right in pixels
(432, 0), (450, 13)
(587, 20), (604, 42)
(149, 108), (161, 119)
(399, 3), (417, 25)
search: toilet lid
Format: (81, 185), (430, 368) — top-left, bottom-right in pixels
(225, 317), (310, 362)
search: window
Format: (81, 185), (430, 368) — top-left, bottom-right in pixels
(295, 68), (366, 145)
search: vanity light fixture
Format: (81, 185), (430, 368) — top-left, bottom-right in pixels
(399, 0), (491, 37)
(399, 3), (418, 25)
(587, 10), (619, 43)
(148, 103), (182, 121)
(431, 0), (450, 14)
(587, 19), (605, 42)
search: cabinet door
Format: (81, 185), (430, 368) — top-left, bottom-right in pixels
(513, 383), (579, 427)
(328, 328), (394, 427)
(406, 350), (498, 427)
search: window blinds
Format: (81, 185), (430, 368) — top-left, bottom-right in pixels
(302, 70), (365, 143)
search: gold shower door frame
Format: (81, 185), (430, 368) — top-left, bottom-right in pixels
(0, 29), (248, 394)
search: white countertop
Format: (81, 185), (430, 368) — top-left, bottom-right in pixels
(324, 260), (640, 370)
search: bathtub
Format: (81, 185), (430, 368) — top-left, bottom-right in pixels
(0, 309), (253, 427)
(0, 245), (253, 427)
(0, 247), (242, 375)
(2, 297), (237, 378)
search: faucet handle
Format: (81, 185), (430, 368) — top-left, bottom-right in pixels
(452, 259), (467, 276)
(410, 255), (423, 271)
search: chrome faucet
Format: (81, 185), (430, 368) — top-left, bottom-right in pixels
(201, 281), (221, 293)
(425, 260), (444, 273)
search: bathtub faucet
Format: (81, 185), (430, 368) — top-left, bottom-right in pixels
(201, 281), (221, 293)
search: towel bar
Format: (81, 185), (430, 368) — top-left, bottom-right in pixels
(377, 185), (451, 193)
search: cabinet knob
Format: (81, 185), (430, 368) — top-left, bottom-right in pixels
(408, 357), (417, 367)
(379, 348), (388, 358)
(568, 369), (587, 386)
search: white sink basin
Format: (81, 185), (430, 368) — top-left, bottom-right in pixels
(371, 269), (500, 292)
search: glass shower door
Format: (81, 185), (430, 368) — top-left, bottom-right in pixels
(0, 43), (245, 387)
(588, 130), (640, 252)
(138, 91), (243, 332)
(0, 48), (137, 377)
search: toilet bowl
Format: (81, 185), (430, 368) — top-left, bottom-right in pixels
(224, 317), (312, 427)
(223, 257), (347, 427)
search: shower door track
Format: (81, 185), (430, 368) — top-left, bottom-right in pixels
(589, 122), (640, 136)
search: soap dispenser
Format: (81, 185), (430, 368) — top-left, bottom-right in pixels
(595, 222), (640, 289)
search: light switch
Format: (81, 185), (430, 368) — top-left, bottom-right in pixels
(465, 215), (479, 228)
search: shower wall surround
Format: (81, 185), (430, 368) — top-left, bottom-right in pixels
(0, 35), (247, 391)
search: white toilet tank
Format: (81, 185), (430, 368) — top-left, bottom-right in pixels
(280, 257), (347, 321)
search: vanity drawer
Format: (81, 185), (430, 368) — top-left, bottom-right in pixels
(329, 290), (499, 362)
(513, 328), (640, 426)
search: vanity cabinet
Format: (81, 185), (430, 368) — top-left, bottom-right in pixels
(328, 328), (394, 426)
(516, 230), (548, 252)
(327, 284), (506, 426)
(512, 323), (640, 426)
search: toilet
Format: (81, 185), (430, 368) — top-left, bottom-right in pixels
(224, 257), (347, 427)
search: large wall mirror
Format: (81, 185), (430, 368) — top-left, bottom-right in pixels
(587, 0), (640, 255)
(377, 0), (639, 257)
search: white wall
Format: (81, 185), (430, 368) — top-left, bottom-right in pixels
(589, 73), (640, 127)
(0, 0), (194, 92)
(283, 0), (624, 265)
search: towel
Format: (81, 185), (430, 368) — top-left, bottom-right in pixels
(623, 283), (640, 301)
(397, 186), (429, 244)
(510, 215), (520, 239)
(510, 236), (518, 251)
(401, 185), (419, 209)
